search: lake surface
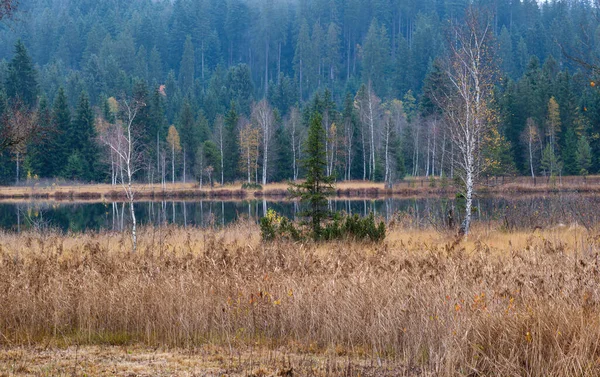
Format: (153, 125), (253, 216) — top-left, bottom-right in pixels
(2, 194), (599, 233)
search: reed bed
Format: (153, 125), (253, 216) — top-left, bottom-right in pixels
(1, 222), (600, 376)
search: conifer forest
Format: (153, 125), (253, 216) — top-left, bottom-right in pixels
(0, 0), (598, 186)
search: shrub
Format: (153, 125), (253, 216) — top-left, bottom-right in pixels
(261, 209), (385, 243)
(242, 182), (263, 190)
(323, 212), (386, 242)
(260, 209), (301, 241)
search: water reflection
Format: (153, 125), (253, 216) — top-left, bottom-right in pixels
(3, 194), (600, 233)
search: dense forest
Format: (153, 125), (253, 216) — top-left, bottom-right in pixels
(0, 0), (599, 185)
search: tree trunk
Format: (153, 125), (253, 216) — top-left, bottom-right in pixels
(462, 167), (473, 236)
(16, 152), (19, 184)
(529, 128), (535, 179)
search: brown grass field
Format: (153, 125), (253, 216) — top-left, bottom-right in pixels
(2, 176), (600, 202)
(2, 221), (600, 376)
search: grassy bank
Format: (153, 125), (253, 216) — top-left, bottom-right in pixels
(1, 176), (600, 202)
(2, 222), (600, 375)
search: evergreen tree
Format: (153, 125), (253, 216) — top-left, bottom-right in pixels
(576, 135), (592, 176)
(63, 151), (85, 181)
(541, 144), (559, 177)
(361, 19), (390, 97)
(223, 102), (240, 183)
(561, 127), (578, 175)
(25, 96), (52, 177)
(179, 35), (195, 94)
(289, 112), (335, 240)
(149, 46), (164, 84)
(70, 92), (99, 181)
(294, 19), (313, 101)
(177, 98), (200, 180)
(6, 40), (38, 108)
(50, 87), (71, 177)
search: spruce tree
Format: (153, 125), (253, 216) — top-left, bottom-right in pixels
(51, 88), (71, 177)
(576, 135), (592, 176)
(6, 40), (38, 108)
(289, 112), (335, 240)
(178, 35), (195, 94)
(70, 92), (99, 181)
(25, 96), (52, 177)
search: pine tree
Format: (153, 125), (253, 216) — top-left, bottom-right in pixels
(289, 112), (335, 240)
(6, 40), (38, 108)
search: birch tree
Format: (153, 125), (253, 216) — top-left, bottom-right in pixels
(238, 120), (260, 184)
(355, 82), (381, 180)
(342, 95), (355, 181)
(99, 98), (145, 252)
(442, 8), (496, 236)
(251, 99), (274, 185)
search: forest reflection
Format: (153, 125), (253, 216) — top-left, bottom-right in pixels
(4, 195), (600, 233)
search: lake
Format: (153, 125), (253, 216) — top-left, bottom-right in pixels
(1, 193), (599, 233)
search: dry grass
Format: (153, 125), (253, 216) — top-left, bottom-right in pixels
(2, 222), (600, 376)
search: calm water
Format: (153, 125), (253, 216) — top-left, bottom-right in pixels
(2, 194), (599, 233)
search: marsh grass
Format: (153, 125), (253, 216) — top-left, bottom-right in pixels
(2, 222), (600, 375)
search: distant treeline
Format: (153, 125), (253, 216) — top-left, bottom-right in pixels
(0, 0), (598, 184)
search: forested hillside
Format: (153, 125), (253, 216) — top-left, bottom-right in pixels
(0, 0), (598, 185)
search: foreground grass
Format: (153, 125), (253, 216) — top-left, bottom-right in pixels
(2, 222), (600, 376)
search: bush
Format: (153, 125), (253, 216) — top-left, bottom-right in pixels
(322, 212), (386, 242)
(260, 209), (301, 241)
(242, 182), (263, 190)
(261, 210), (386, 243)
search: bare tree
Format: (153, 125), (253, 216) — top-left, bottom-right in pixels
(99, 98), (145, 251)
(442, 8), (496, 235)
(251, 100), (274, 185)
(5, 104), (38, 184)
(0, 100), (40, 157)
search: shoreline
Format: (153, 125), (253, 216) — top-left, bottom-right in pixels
(0, 178), (597, 202)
